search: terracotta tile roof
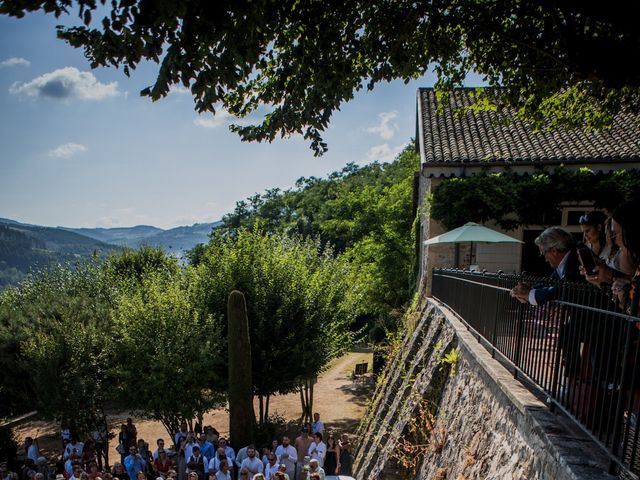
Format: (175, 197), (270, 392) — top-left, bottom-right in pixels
(418, 88), (640, 167)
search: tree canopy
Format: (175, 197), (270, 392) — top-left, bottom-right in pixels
(0, 261), (115, 433)
(430, 167), (640, 230)
(113, 268), (224, 439)
(193, 227), (360, 421)
(2, 1), (638, 154)
(217, 145), (419, 314)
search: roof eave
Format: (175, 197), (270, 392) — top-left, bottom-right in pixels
(416, 89), (427, 165)
(421, 158), (640, 178)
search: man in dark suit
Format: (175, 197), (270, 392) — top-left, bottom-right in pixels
(511, 227), (582, 305)
(512, 226), (596, 417)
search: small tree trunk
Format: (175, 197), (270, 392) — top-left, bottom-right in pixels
(265, 394), (270, 420)
(300, 380), (312, 424)
(100, 409), (110, 469)
(258, 395), (264, 424)
(309, 381), (314, 421)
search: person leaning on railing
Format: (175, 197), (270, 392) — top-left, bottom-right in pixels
(510, 227), (583, 305)
(510, 227), (591, 415)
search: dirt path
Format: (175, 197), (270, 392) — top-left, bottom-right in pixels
(14, 348), (373, 462)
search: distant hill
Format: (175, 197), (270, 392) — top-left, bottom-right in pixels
(64, 221), (221, 251)
(0, 219), (120, 289)
(136, 222), (221, 252)
(0, 218), (221, 289)
(63, 225), (164, 247)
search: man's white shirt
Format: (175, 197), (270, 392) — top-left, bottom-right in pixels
(208, 456), (233, 473)
(240, 457), (263, 475)
(187, 454), (208, 474)
(275, 445), (297, 471)
(307, 441), (326, 466)
(222, 447), (235, 462)
(64, 442), (84, 460)
(264, 463), (279, 480)
(183, 442), (197, 461)
(27, 444), (39, 463)
(311, 421), (324, 435)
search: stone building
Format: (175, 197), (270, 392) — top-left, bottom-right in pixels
(415, 87), (640, 293)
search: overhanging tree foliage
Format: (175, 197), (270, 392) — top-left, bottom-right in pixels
(2, 1), (638, 154)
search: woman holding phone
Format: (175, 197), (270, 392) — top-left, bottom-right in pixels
(582, 201), (640, 307)
(579, 210), (610, 260)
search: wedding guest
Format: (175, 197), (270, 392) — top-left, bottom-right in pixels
(338, 434), (352, 476)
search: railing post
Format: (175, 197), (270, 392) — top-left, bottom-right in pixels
(512, 300), (526, 379)
(609, 277), (640, 474)
(490, 272), (503, 359)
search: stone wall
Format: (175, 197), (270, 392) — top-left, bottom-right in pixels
(353, 299), (617, 480)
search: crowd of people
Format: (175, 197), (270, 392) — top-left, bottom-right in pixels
(5, 413), (354, 480)
(510, 200), (640, 310)
(507, 200), (640, 426)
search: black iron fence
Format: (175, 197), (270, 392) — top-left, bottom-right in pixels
(432, 268), (640, 476)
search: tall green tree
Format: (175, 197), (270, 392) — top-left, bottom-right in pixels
(2, 1), (637, 154)
(194, 228), (360, 422)
(112, 268), (223, 440)
(0, 262), (115, 436)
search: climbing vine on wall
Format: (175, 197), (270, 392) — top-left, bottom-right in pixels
(394, 396), (446, 478)
(392, 347), (459, 478)
(430, 167), (640, 230)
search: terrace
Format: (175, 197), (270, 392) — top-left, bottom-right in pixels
(431, 269), (640, 476)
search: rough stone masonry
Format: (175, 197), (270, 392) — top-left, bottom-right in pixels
(353, 299), (616, 480)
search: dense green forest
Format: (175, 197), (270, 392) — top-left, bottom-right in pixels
(212, 144), (420, 317)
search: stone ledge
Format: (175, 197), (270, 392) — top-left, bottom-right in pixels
(429, 297), (618, 480)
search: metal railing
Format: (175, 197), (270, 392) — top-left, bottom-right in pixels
(432, 268), (640, 477)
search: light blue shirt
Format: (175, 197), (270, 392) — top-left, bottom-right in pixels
(124, 454), (146, 480)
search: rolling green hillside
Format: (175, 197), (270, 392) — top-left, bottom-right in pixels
(0, 219), (119, 289)
(0, 219), (221, 289)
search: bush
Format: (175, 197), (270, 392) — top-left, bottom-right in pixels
(0, 426), (19, 469)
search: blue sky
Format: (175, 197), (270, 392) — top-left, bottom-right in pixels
(0, 10), (481, 229)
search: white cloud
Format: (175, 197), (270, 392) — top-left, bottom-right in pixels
(95, 208), (151, 228)
(48, 143), (87, 159)
(367, 111), (399, 140)
(10, 67), (119, 100)
(366, 143), (405, 162)
(95, 217), (121, 228)
(0, 57), (30, 68)
(169, 84), (191, 95)
(193, 109), (233, 129)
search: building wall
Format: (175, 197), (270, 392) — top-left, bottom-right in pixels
(417, 171), (524, 294)
(474, 224), (523, 273)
